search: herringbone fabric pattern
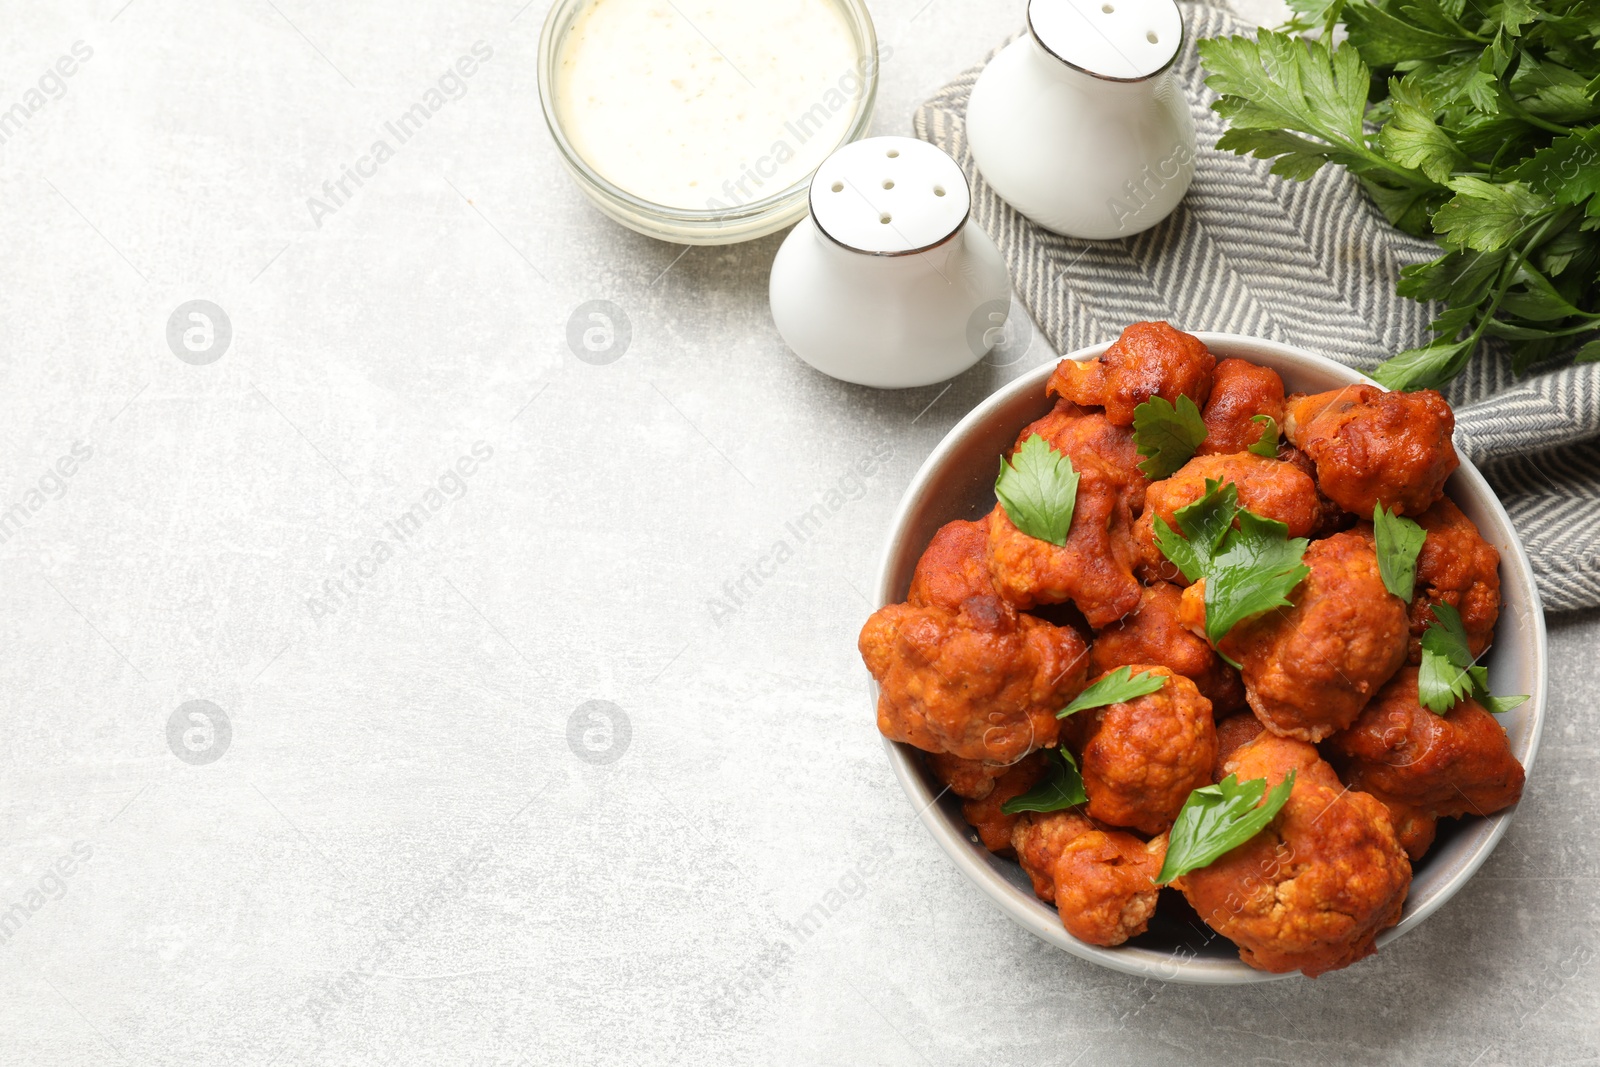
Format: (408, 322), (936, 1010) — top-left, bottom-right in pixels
(913, 3), (1600, 612)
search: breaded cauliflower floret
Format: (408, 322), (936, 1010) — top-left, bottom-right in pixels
(924, 751), (1010, 801)
(1182, 529), (1409, 742)
(1213, 713), (1264, 780)
(1048, 321), (1216, 427)
(1408, 498), (1501, 664)
(1090, 582), (1245, 714)
(1011, 811), (1165, 946)
(1325, 667), (1525, 832)
(957, 751), (1051, 854)
(1013, 398), (1151, 512)
(984, 466), (1143, 628)
(1011, 809), (1097, 902)
(1284, 384), (1459, 517)
(1134, 452), (1322, 584)
(1176, 733), (1411, 977)
(1197, 357), (1286, 456)
(861, 522), (1089, 763)
(1053, 830), (1167, 947)
(1079, 666), (1217, 835)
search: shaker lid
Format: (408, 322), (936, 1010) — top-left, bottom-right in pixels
(808, 136), (971, 256)
(1028, 0), (1183, 81)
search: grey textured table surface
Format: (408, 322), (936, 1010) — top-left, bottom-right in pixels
(3, 1), (1597, 1064)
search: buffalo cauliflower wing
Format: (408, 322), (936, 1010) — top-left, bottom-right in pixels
(861, 521), (1089, 763)
(1011, 811), (1166, 946)
(1283, 384), (1459, 517)
(1134, 452), (1322, 583)
(984, 464), (1144, 627)
(1213, 712), (1264, 780)
(958, 751), (1051, 854)
(1326, 667), (1524, 826)
(1175, 732), (1411, 977)
(1408, 498), (1501, 664)
(1089, 582), (1245, 714)
(1197, 357), (1286, 456)
(1183, 529), (1409, 742)
(1048, 321), (1216, 427)
(1079, 666), (1217, 835)
(1013, 398), (1151, 512)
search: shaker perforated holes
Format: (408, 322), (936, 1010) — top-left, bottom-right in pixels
(832, 181), (843, 192)
(1025, 0), (1183, 81)
(806, 136), (970, 254)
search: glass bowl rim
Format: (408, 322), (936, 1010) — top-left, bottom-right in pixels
(536, 0), (882, 228)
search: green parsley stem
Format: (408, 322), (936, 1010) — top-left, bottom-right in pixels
(1454, 212), (1567, 358)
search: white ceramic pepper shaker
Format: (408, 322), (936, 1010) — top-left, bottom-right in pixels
(966, 0), (1195, 239)
(769, 136), (1013, 389)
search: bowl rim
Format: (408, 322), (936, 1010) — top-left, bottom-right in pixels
(872, 331), (1548, 984)
(536, 0), (880, 242)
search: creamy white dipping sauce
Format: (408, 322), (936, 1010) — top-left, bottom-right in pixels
(555, 0), (865, 211)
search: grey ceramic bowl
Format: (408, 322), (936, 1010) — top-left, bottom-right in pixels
(873, 332), (1547, 984)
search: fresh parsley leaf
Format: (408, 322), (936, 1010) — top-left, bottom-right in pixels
(1156, 771), (1297, 885)
(1344, 2), (1466, 65)
(999, 748), (1088, 815)
(1153, 479), (1241, 582)
(1373, 503), (1427, 600)
(1153, 482), (1310, 659)
(1199, 31), (1367, 162)
(1203, 511), (1312, 651)
(1499, 261), (1586, 321)
(1507, 131), (1600, 206)
(1153, 518), (1204, 584)
(1423, 601), (1474, 663)
(1478, 689), (1533, 715)
(1418, 625), (1479, 712)
(1417, 603), (1529, 713)
(1395, 248), (1509, 305)
(1132, 395), (1208, 479)
(1380, 76), (1468, 184)
(995, 435), (1080, 546)
(1059, 666), (1168, 718)
(1248, 414), (1280, 457)
(1432, 177), (1552, 253)
(1373, 304), (1481, 389)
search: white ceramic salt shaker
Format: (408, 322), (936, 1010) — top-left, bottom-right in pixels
(769, 136), (1013, 389)
(966, 0), (1195, 239)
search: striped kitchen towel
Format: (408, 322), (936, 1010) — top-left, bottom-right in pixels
(913, 2), (1600, 613)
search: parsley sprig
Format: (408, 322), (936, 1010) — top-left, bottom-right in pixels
(1248, 414), (1281, 457)
(1157, 771), (1297, 885)
(1133, 395), (1208, 479)
(1417, 603), (1529, 714)
(1373, 503), (1427, 600)
(1000, 748), (1088, 815)
(1153, 480), (1312, 663)
(1058, 666), (1168, 718)
(1199, 5), (1600, 391)
(995, 434), (1080, 546)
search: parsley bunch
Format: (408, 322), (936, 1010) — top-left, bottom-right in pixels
(1198, 0), (1600, 390)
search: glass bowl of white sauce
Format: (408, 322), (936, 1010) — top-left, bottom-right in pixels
(539, 0), (880, 245)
